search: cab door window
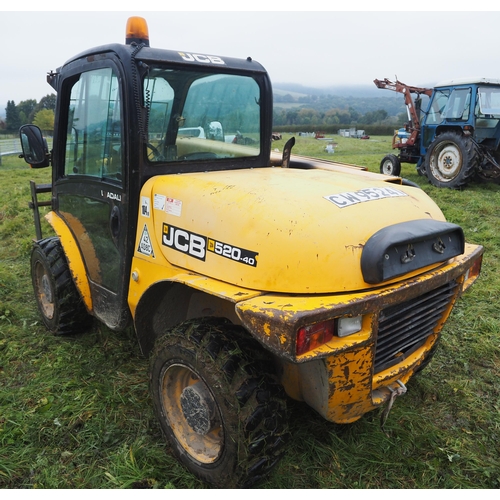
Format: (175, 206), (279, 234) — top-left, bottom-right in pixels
(477, 86), (500, 117)
(65, 68), (122, 183)
(58, 66), (124, 296)
(443, 88), (471, 121)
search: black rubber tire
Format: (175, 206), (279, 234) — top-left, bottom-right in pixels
(31, 237), (93, 335)
(424, 131), (479, 189)
(149, 317), (289, 488)
(379, 154), (401, 176)
(416, 162), (427, 176)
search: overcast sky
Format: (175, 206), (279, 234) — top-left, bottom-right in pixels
(2, 6), (500, 107)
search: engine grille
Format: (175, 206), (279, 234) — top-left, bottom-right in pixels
(374, 280), (459, 373)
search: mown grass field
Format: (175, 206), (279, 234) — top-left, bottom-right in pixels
(1, 136), (499, 489)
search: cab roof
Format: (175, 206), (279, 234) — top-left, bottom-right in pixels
(60, 42), (268, 76)
(435, 77), (500, 88)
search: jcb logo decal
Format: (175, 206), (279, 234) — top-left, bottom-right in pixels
(162, 223), (258, 267)
(162, 224), (206, 261)
(178, 52), (225, 65)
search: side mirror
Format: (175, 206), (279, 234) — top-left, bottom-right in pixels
(208, 121), (224, 141)
(19, 125), (50, 168)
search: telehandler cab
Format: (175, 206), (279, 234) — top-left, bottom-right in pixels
(20, 17), (483, 488)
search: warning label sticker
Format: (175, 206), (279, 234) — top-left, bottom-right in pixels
(137, 224), (155, 257)
(166, 197), (182, 217)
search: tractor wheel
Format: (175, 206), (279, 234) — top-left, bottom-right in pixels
(31, 237), (92, 335)
(379, 154), (401, 176)
(424, 131), (479, 189)
(149, 318), (289, 488)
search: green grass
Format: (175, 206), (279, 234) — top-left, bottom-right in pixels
(1, 139), (499, 489)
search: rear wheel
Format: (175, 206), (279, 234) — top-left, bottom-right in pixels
(380, 154), (401, 176)
(31, 237), (92, 335)
(424, 131), (478, 188)
(149, 318), (289, 488)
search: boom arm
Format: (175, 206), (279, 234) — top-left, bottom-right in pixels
(374, 78), (433, 147)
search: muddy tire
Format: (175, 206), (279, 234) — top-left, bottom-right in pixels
(380, 154), (401, 176)
(424, 131), (479, 188)
(149, 318), (289, 488)
(31, 237), (92, 335)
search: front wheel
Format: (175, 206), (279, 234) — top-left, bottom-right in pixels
(149, 318), (289, 488)
(31, 237), (92, 335)
(379, 154), (401, 176)
(424, 131), (478, 188)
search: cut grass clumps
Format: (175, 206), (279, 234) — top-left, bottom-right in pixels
(1, 141), (499, 489)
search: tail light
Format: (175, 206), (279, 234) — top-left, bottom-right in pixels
(463, 255), (482, 291)
(296, 320), (335, 356)
(296, 316), (363, 356)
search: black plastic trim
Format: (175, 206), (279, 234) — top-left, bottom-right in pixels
(361, 219), (465, 284)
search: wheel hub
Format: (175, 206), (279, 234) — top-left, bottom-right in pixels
(180, 381), (216, 435)
(443, 156), (453, 167)
(435, 144), (461, 179)
(160, 363), (223, 463)
(41, 274), (53, 303)
(382, 160), (393, 175)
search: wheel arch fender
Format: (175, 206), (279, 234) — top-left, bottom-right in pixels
(422, 125), (463, 155)
(435, 125), (464, 137)
(45, 211), (92, 313)
(134, 280), (242, 356)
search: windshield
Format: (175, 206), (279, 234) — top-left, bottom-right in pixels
(426, 89), (450, 125)
(144, 68), (261, 163)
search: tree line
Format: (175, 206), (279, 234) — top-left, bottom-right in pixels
(1, 94), (56, 134)
(272, 106), (404, 127)
(273, 91), (406, 127)
(2, 92), (406, 135)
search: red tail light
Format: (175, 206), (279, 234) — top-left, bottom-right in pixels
(296, 320), (335, 356)
(463, 254), (482, 290)
(468, 255), (482, 279)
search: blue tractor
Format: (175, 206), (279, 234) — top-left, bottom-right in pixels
(375, 77), (500, 188)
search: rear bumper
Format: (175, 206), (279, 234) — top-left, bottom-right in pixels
(236, 243), (483, 423)
(279, 336), (435, 424)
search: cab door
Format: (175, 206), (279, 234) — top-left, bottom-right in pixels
(54, 62), (131, 330)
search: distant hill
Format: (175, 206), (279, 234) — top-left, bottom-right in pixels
(273, 82), (383, 98)
(273, 83), (406, 117)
